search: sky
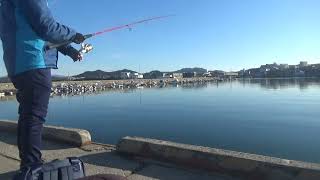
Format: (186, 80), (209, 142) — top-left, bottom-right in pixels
(1, 0), (320, 76)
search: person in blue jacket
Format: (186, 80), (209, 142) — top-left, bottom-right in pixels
(0, 0), (85, 174)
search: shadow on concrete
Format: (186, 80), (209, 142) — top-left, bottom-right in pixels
(80, 151), (140, 171)
(0, 152), (233, 180)
(42, 140), (76, 151)
(0, 131), (76, 151)
(78, 152), (232, 180)
(0, 171), (16, 180)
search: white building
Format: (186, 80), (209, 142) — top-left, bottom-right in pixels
(131, 73), (144, 79)
(224, 72), (239, 76)
(172, 73), (183, 78)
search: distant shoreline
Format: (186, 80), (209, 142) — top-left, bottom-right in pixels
(0, 77), (220, 97)
(1, 77), (320, 99)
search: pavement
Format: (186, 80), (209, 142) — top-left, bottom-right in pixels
(0, 131), (237, 180)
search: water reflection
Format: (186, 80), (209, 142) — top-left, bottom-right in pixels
(2, 78), (320, 102)
(1, 78), (320, 163)
(180, 82), (209, 89)
(238, 78), (320, 90)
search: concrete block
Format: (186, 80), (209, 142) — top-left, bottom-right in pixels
(0, 120), (91, 147)
(117, 136), (320, 180)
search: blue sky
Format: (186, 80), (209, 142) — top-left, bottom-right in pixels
(1, 0), (320, 76)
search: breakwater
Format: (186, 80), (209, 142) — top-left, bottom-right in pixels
(0, 77), (220, 97)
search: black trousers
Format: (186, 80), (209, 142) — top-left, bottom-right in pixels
(11, 68), (52, 168)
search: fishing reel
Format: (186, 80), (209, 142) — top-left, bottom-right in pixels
(79, 43), (93, 54)
(71, 43), (93, 62)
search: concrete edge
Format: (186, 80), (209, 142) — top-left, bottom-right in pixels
(117, 136), (320, 180)
(0, 120), (91, 147)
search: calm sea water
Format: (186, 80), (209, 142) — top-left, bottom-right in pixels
(1, 78), (320, 163)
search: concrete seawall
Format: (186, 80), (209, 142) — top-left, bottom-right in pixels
(1, 119), (320, 179)
(0, 120), (91, 146)
(117, 136), (320, 180)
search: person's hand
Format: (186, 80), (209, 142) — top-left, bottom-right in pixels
(72, 33), (85, 44)
(67, 47), (83, 62)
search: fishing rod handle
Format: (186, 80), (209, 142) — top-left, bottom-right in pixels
(46, 34), (93, 50)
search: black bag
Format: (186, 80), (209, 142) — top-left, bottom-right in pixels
(15, 157), (85, 180)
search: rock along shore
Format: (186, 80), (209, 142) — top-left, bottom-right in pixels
(0, 77), (223, 98)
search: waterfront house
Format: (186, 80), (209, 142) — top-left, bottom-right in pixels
(224, 72), (239, 79)
(173, 73), (183, 79)
(131, 73), (144, 79)
(209, 70), (225, 78)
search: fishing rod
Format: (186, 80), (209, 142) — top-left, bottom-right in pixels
(46, 15), (173, 53)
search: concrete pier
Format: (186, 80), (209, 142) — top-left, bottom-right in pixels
(0, 122), (235, 180)
(1, 120), (320, 180)
(117, 136), (320, 180)
(0, 120), (91, 146)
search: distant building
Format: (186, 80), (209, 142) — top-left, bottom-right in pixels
(183, 72), (196, 78)
(260, 63), (279, 71)
(289, 65), (298, 69)
(279, 64), (289, 69)
(311, 64), (320, 69)
(137, 73), (144, 79)
(239, 61), (320, 78)
(163, 73), (172, 78)
(131, 73), (144, 79)
(300, 61), (308, 67)
(202, 72), (212, 77)
(260, 67), (270, 73)
(143, 71), (163, 79)
(173, 73), (183, 78)
(224, 72), (239, 77)
(209, 70), (225, 78)
(120, 72), (131, 79)
(239, 69), (246, 77)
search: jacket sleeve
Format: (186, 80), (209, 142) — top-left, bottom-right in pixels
(17, 0), (77, 44)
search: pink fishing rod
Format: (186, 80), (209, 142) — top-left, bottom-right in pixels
(94, 15), (172, 36)
(47, 15), (173, 50)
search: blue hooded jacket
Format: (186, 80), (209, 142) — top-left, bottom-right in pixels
(0, 0), (76, 77)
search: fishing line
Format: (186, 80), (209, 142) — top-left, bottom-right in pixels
(47, 15), (174, 50)
(93, 15), (173, 36)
